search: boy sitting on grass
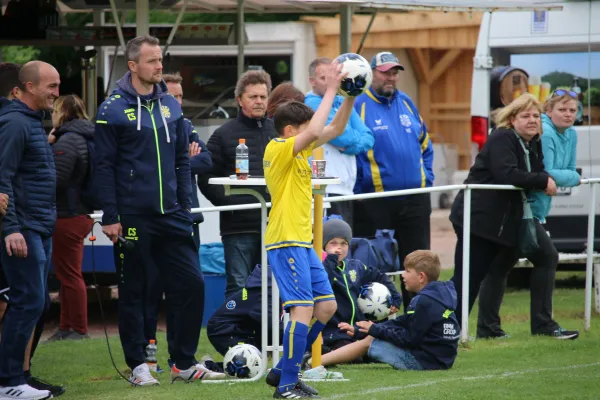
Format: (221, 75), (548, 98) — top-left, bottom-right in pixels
(306, 250), (460, 371)
(320, 217), (402, 357)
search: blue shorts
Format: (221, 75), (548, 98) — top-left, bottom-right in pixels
(267, 246), (334, 310)
(368, 339), (424, 370)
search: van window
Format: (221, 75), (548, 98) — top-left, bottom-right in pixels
(510, 51), (600, 126)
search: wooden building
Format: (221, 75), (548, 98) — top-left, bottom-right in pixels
(303, 12), (483, 169)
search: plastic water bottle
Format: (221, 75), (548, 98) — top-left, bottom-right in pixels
(236, 138), (249, 180)
(146, 339), (157, 373)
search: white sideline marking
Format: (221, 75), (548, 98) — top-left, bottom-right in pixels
(322, 362), (600, 399)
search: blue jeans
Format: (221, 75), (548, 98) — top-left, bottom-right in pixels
(368, 339), (424, 371)
(222, 233), (261, 298)
(0, 231), (51, 386)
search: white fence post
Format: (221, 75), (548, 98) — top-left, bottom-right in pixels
(460, 187), (472, 344)
(585, 183), (597, 332)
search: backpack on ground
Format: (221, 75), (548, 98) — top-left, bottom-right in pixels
(350, 229), (401, 273)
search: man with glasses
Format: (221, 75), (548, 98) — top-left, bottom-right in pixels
(353, 52), (434, 313)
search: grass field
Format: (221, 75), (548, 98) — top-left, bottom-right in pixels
(33, 270), (600, 399)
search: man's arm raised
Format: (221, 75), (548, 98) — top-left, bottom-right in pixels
(292, 62), (345, 156)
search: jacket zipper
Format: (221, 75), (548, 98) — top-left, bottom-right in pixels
(338, 262), (356, 325)
(144, 103), (165, 214)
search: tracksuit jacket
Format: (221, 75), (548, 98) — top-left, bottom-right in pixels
(354, 88), (434, 194)
(94, 72), (192, 225)
(322, 253), (402, 346)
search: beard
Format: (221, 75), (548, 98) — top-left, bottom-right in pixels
(374, 85), (395, 98)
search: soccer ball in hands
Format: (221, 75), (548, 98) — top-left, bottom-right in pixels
(335, 53), (373, 97)
(357, 282), (392, 322)
(223, 344), (263, 379)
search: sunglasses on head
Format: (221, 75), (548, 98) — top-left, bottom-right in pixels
(552, 89), (578, 98)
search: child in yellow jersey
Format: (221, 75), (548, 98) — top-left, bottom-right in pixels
(263, 62), (358, 398)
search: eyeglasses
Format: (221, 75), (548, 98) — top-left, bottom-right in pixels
(552, 89), (578, 98)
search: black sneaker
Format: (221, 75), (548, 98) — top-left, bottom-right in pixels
(301, 352), (312, 370)
(273, 383), (317, 398)
(266, 370), (318, 396)
(27, 376), (66, 397)
(551, 328), (579, 340)
(265, 369), (280, 387)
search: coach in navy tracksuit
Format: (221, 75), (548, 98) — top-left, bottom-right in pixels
(207, 265), (282, 355)
(321, 218), (402, 353)
(95, 36), (208, 382)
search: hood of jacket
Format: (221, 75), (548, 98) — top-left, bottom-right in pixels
(113, 71), (173, 135)
(0, 98), (41, 120)
(418, 280), (458, 311)
(115, 71), (169, 103)
(55, 119), (94, 141)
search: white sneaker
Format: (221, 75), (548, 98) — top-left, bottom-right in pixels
(0, 384), (52, 399)
(129, 363), (160, 386)
(170, 363), (227, 383)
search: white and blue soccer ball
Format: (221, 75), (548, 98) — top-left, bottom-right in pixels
(357, 282), (392, 322)
(223, 344), (263, 379)
(335, 53), (373, 97)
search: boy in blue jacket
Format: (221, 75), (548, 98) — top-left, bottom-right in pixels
(320, 217), (402, 355)
(307, 250), (459, 371)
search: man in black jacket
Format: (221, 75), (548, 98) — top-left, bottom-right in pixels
(198, 70), (276, 297)
(0, 61), (60, 400)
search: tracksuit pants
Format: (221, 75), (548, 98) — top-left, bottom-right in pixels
(116, 211), (204, 370)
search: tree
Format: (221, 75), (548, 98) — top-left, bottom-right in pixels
(1, 46), (40, 65)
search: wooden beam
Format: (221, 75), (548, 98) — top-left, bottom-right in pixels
(431, 102), (470, 110)
(302, 11), (483, 36)
(407, 48), (431, 84)
(430, 49), (463, 83)
(429, 114), (470, 122)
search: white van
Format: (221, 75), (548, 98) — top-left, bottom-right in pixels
(470, 1), (600, 253)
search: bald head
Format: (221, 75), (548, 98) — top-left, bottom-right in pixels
(18, 61), (60, 111)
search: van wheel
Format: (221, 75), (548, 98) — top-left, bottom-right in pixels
(439, 193), (451, 209)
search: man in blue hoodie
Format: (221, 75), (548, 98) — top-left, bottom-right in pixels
(306, 250), (459, 371)
(353, 52), (434, 312)
(305, 57), (374, 227)
(95, 35), (224, 386)
(0, 61), (60, 400)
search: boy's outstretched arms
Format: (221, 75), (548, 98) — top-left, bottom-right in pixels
(293, 62), (351, 155)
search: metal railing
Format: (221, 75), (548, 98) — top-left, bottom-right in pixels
(89, 179), (600, 345)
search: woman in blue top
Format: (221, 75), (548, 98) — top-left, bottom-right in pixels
(477, 90), (581, 340)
